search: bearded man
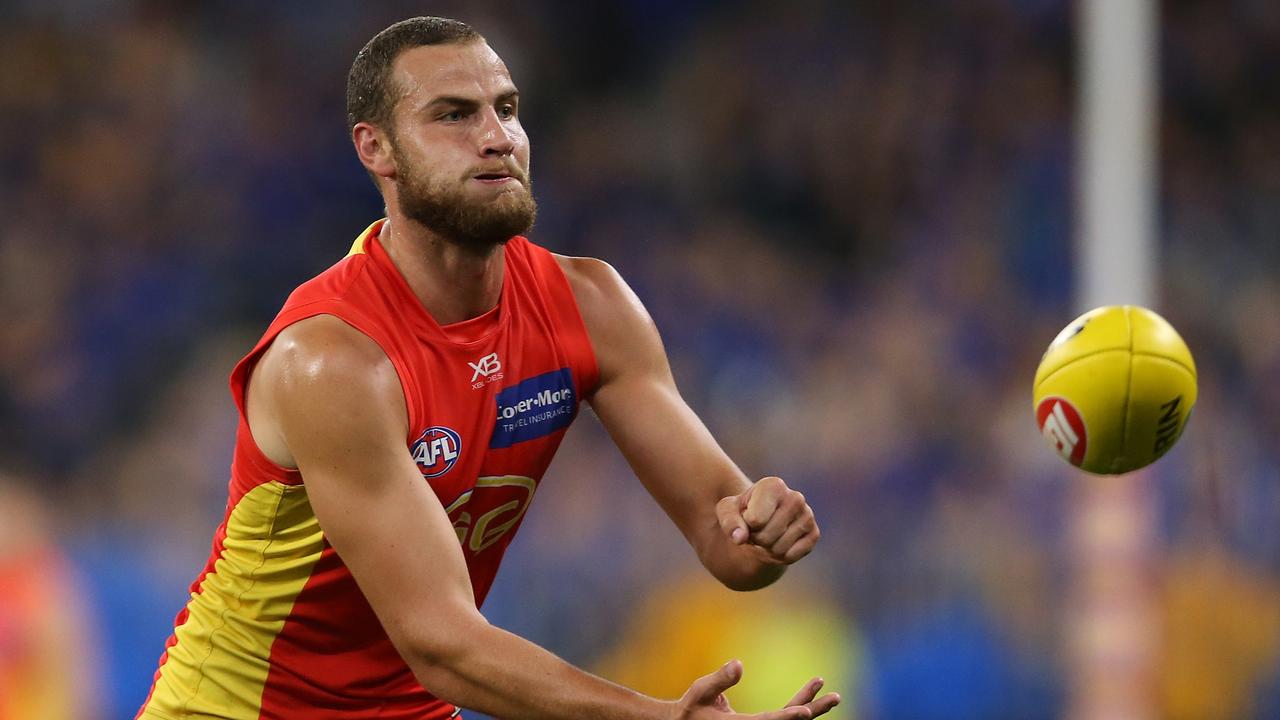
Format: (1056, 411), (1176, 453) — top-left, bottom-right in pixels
(137, 16), (837, 720)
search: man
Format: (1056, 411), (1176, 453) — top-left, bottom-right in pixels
(138, 16), (837, 720)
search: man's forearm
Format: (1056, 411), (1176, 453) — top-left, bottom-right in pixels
(412, 620), (671, 720)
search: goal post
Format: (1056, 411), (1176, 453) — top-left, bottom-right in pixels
(1071, 1), (1160, 719)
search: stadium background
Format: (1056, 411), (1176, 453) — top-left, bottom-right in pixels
(2, 1), (1278, 718)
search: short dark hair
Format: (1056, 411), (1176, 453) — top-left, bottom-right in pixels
(346, 17), (482, 133)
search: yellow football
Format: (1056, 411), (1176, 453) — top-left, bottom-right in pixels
(1032, 305), (1197, 474)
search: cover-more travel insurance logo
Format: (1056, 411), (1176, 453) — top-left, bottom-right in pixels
(490, 368), (577, 449)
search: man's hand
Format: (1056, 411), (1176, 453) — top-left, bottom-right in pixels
(716, 477), (819, 565)
(672, 660), (840, 719)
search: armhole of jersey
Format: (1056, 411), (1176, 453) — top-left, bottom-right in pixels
(521, 241), (602, 397)
(228, 301), (419, 478)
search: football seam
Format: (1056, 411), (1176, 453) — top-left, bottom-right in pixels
(1118, 306), (1133, 472)
(1033, 347), (1127, 390)
(1132, 350), (1196, 378)
(1033, 349), (1196, 391)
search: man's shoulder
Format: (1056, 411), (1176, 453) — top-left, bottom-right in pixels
(256, 314), (401, 421)
(551, 253), (626, 306)
(549, 253), (662, 385)
(270, 314), (392, 378)
(240, 311), (403, 471)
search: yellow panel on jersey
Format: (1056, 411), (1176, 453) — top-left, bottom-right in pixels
(346, 220), (380, 257)
(141, 481), (323, 719)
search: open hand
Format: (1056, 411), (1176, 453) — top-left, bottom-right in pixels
(671, 660), (840, 719)
(716, 477), (819, 564)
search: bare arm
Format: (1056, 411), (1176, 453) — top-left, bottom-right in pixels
(246, 315), (824, 720)
(562, 258), (821, 591)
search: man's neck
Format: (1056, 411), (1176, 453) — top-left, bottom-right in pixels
(379, 217), (506, 326)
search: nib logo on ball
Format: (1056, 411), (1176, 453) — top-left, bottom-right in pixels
(1037, 397), (1086, 466)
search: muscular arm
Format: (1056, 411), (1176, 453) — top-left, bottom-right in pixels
(247, 316), (675, 720)
(562, 258), (819, 591)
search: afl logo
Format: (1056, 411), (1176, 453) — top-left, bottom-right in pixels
(1036, 397), (1087, 466)
(411, 426), (461, 478)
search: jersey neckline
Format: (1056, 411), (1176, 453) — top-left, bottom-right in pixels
(356, 219), (513, 348)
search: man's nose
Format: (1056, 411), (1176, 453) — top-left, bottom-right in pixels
(477, 108), (515, 156)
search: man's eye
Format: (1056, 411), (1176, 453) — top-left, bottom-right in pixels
(442, 110), (465, 122)
(498, 105), (516, 119)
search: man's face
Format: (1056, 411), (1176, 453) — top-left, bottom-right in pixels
(386, 41), (534, 248)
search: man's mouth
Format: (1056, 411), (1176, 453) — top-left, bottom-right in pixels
(473, 171), (519, 183)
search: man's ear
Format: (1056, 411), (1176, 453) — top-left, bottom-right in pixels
(353, 122), (396, 180)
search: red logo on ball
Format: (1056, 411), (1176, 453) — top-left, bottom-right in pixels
(1036, 397), (1087, 466)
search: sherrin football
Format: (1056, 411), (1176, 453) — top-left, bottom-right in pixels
(1033, 305), (1197, 474)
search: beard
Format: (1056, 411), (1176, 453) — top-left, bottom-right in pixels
(392, 145), (537, 251)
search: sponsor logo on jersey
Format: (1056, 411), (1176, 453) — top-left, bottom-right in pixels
(469, 352), (503, 387)
(443, 475), (537, 553)
(490, 368), (576, 449)
(1036, 397), (1086, 466)
(411, 426), (462, 478)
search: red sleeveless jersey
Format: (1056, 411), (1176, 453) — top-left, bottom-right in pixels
(138, 220), (599, 720)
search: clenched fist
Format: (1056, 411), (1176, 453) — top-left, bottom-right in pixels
(715, 477), (819, 565)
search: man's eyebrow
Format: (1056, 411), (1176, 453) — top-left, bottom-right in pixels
(422, 95), (481, 111)
(420, 90), (518, 112)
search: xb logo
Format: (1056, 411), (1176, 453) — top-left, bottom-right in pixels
(469, 352), (502, 383)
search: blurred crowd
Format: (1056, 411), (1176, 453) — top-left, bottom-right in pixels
(1, 1), (1278, 718)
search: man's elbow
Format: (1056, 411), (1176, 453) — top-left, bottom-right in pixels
(394, 609), (491, 695)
